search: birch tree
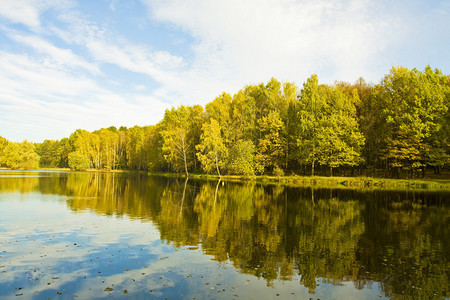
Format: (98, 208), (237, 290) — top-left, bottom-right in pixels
(196, 118), (228, 176)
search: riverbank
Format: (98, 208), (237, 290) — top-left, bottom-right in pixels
(3, 168), (449, 191)
(149, 172), (450, 192)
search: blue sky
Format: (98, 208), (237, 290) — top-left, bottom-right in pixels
(1, 0), (449, 142)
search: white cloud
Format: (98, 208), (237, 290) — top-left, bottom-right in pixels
(6, 32), (101, 74)
(0, 0), (448, 142)
(0, 51), (168, 142)
(0, 0), (42, 28)
(0, 52), (101, 99)
(142, 0), (394, 85)
(50, 12), (185, 79)
(0, 0), (74, 29)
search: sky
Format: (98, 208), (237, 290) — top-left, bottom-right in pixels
(1, 0), (449, 143)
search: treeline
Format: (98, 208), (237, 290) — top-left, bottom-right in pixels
(0, 66), (449, 178)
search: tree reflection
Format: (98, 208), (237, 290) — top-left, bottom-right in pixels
(0, 172), (39, 193)
(6, 173), (447, 298)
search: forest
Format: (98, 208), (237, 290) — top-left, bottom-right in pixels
(0, 66), (449, 178)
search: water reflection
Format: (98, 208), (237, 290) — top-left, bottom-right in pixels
(0, 171), (448, 299)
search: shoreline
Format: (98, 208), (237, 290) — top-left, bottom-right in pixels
(1, 168), (449, 191)
(148, 172), (450, 192)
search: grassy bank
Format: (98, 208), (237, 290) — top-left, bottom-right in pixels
(4, 168), (449, 191)
(149, 172), (450, 192)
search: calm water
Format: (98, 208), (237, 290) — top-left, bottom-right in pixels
(0, 171), (448, 299)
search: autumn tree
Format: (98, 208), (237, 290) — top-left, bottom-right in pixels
(68, 151), (90, 170)
(196, 118), (228, 176)
(98, 128), (119, 170)
(205, 93), (233, 146)
(2, 142), (21, 169)
(297, 74), (323, 175)
(126, 126), (146, 170)
(2, 140), (40, 169)
(69, 129), (94, 169)
(297, 75), (365, 175)
(0, 136), (9, 167)
(227, 140), (260, 176)
(145, 124), (166, 172)
(378, 66), (449, 177)
(36, 140), (62, 168)
(255, 111), (286, 174)
(161, 105), (197, 176)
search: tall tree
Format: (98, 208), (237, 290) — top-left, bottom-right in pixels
(205, 93), (233, 146)
(2, 142), (21, 169)
(281, 82), (299, 171)
(161, 105), (194, 176)
(297, 74), (323, 175)
(36, 140), (62, 168)
(145, 124), (166, 172)
(378, 66), (449, 177)
(0, 136), (9, 167)
(297, 75), (365, 175)
(227, 140), (259, 176)
(196, 118), (228, 176)
(2, 141), (40, 169)
(126, 126), (146, 170)
(315, 86), (365, 175)
(99, 128), (119, 170)
(230, 90), (257, 144)
(255, 111), (286, 174)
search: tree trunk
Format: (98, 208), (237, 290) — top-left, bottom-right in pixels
(215, 150), (221, 178)
(183, 149), (189, 177)
(181, 134), (189, 177)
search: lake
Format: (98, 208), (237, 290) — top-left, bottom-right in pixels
(0, 171), (448, 299)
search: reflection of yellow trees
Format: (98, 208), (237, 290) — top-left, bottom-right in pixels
(63, 173), (165, 221)
(0, 173), (39, 193)
(4, 173), (447, 297)
(294, 194), (365, 292)
(157, 178), (200, 247)
(193, 183), (365, 289)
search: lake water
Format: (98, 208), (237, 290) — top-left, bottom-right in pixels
(0, 171), (448, 299)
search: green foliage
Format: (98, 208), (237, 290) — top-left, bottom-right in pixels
(6, 66), (449, 178)
(255, 111), (286, 173)
(196, 118), (228, 175)
(2, 142), (21, 169)
(36, 140), (62, 168)
(227, 140), (260, 176)
(161, 105), (203, 175)
(378, 66), (449, 175)
(146, 124), (165, 171)
(205, 92), (233, 143)
(0, 136), (9, 167)
(68, 151), (90, 170)
(2, 141), (40, 169)
(99, 128), (119, 170)
(273, 165), (284, 176)
(20, 141), (40, 169)
(126, 126), (146, 170)
(297, 75), (365, 175)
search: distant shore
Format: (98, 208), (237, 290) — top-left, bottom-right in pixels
(2, 168), (449, 191)
(148, 172), (450, 192)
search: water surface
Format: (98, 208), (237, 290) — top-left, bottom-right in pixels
(0, 171), (448, 299)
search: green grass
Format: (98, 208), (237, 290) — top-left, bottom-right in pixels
(148, 172), (450, 191)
